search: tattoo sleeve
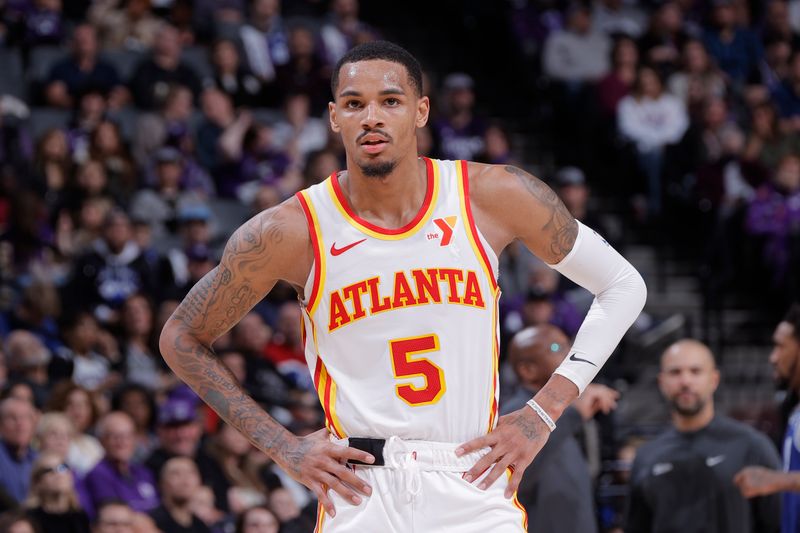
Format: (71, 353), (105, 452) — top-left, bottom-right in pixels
(159, 209), (305, 474)
(504, 165), (578, 263)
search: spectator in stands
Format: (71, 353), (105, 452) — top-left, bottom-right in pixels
(45, 382), (103, 476)
(275, 24), (330, 114)
(0, 397), (38, 504)
(191, 485), (232, 533)
(4, 330), (52, 407)
(543, 3), (610, 86)
(746, 153), (800, 294)
(0, 189), (56, 281)
(235, 505), (279, 533)
(4, 281), (62, 355)
(23, 0), (64, 48)
(267, 486), (314, 532)
(133, 84), (195, 168)
(25, 451), (90, 533)
(668, 39), (727, 120)
(129, 25), (203, 110)
(210, 39), (268, 108)
(64, 209), (155, 324)
(111, 383), (157, 463)
(149, 457), (211, 533)
(273, 92), (328, 162)
(754, 36), (792, 93)
(627, 339), (781, 533)
(637, 1), (688, 75)
(118, 294), (162, 392)
(35, 412), (73, 461)
(761, 0), (799, 47)
(82, 412), (159, 519)
(596, 36), (639, 121)
(735, 305), (800, 530)
(230, 313), (292, 408)
(264, 302), (310, 390)
(236, 122), (295, 202)
(771, 50), (800, 133)
(320, 0), (378, 66)
(703, 0), (763, 85)
(205, 423), (267, 512)
(66, 91), (109, 162)
(0, 511), (40, 533)
(618, 65), (688, 216)
(92, 500), (136, 533)
(743, 101), (800, 171)
(32, 128), (72, 211)
(592, 0), (646, 38)
(196, 89), (247, 190)
(145, 398), (229, 512)
(88, 0), (162, 51)
(49, 311), (119, 393)
(158, 203), (214, 296)
(239, 0), (289, 86)
(301, 149), (340, 189)
(432, 73), (487, 161)
(502, 325), (618, 533)
(44, 24), (127, 110)
(89, 121), (137, 205)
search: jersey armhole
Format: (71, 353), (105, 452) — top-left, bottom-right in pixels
(456, 160), (499, 292)
(295, 191), (325, 315)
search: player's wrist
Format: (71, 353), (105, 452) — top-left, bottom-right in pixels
(532, 374), (579, 422)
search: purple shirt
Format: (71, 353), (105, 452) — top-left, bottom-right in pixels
(79, 458), (159, 519)
(746, 183), (800, 282)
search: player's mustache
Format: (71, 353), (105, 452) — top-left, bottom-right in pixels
(357, 129), (392, 143)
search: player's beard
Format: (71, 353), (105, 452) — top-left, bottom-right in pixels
(669, 392), (707, 417)
(359, 159), (398, 178)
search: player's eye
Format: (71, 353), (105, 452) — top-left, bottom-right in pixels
(346, 100), (362, 109)
(385, 98), (400, 106)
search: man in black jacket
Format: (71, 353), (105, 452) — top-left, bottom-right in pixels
(627, 339), (781, 533)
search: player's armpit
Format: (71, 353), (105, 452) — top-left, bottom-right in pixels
(467, 162), (578, 264)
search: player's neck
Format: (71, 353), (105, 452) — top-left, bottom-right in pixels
(340, 156), (428, 228)
(672, 404), (715, 433)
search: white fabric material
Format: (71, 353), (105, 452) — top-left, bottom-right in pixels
(617, 94), (688, 152)
(547, 221), (647, 394)
(325, 436), (525, 532)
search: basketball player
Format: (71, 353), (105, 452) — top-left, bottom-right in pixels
(159, 41), (647, 532)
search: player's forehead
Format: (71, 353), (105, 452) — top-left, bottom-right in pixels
(336, 59), (412, 97)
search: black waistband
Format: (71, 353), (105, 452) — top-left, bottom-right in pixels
(347, 437), (386, 466)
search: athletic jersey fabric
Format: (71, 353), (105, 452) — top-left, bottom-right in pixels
(296, 158), (500, 443)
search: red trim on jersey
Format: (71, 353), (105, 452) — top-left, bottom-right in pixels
(459, 160), (498, 291)
(296, 191), (322, 312)
(322, 367), (336, 432)
(330, 157), (435, 235)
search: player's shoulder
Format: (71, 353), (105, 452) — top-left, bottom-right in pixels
(463, 161), (551, 204)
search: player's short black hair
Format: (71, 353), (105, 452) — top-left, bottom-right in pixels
(331, 40), (423, 97)
(784, 303), (800, 342)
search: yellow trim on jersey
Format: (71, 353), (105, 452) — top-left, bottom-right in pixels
(299, 191), (327, 317)
(314, 501), (325, 532)
(455, 160), (497, 290)
(487, 290), (501, 432)
(506, 469), (529, 531)
(306, 311), (347, 439)
(325, 159), (441, 240)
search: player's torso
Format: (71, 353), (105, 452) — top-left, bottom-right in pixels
(296, 158), (500, 443)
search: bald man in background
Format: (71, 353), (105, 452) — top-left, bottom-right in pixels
(502, 325), (619, 533)
(626, 339), (781, 533)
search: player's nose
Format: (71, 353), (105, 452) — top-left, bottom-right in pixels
(361, 101), (384, 129)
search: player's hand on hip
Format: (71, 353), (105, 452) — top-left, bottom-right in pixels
(455, 407), (550, 499)
(734, 466), (786, 498)
(273, 428), (374, 517)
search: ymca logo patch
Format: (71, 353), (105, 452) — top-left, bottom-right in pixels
(428, 216), (457, 246)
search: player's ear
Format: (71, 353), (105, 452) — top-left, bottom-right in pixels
(329, 101), (341, 133)
(416, 96), (430, 128)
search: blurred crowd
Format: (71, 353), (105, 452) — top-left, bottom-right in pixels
(0, 0), (799, 532)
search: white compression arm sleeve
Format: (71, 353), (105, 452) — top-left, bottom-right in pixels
(547, 221), (647, 394)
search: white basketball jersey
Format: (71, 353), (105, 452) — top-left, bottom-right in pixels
(296, 158), (500, 443)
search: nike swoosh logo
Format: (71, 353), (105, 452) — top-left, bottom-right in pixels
(569, 353), (597, 366)
(330, 239), (367, 256)
(706, 455), (725, 467)
(652, 463), (673, 476)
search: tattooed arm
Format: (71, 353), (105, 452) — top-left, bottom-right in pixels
(159, 198), (373, 517)
(458, 163), (645, 497)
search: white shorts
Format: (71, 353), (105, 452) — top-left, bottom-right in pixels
(314, 437), (528, 533)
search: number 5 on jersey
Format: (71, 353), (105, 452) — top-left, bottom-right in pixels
(389, 334), (446, 406)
